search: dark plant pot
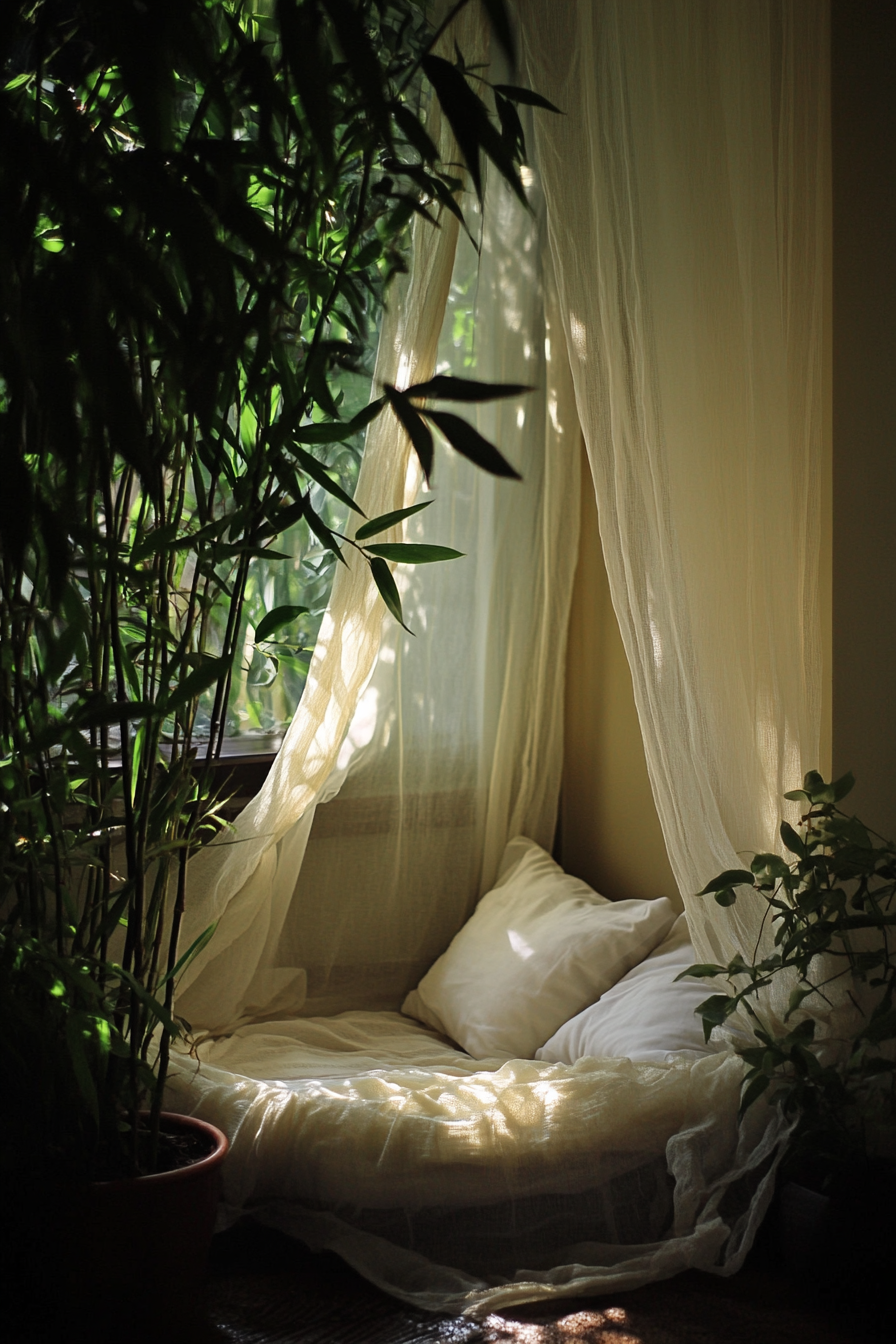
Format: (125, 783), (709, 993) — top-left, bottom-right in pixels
(71, 1112), (227, 1287)
(11, 1113), (229, 1343)
(775, 1178), (832, 1277)
(775, 1161), (896, 1308)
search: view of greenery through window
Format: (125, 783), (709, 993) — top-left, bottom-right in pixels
(215, 362), (369, 747)
(188, 5), (412, 750)
(232, 231), (483, 749)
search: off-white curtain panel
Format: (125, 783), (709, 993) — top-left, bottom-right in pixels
(177, 4), (582, 1034)
(518, 0), (826, 1007)
(168, 0), (827, 1317)
(175, 13), (473, 1033)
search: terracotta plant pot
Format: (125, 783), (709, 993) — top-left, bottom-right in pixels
(60, 1113), (229, 1342)
(71, 1113), (227, 1283)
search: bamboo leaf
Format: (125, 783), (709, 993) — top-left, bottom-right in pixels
(166, 656), (230, 713)
(495, 92), (525, 162)
(391, 100), (439, 163)
(293, 446), (363, 514)
(492, 84), (564, 115)
(290, 397), (385, 446)
(479, 0), (516, 65)
(157, 922), (219, 990)
(421, 54), (527, 207)
(113, 964), (180, 1040)
(321, 0), (391, 141)
(68, 698), (155, 731)
(255, 605), (309, 643)
(384, 384), (434, 481)
(366, 543), (463, 564)
(355, 501), (431, 541)
(370, 556), (411, 632)
(65, 1012), (100, 1124)
(405, 375), (533, 403)
(301, 495), (347, 564)
(424, 409), (521, 479)
(278, 0), (334, 169)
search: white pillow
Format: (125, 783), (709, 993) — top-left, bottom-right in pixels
(401, 836), (677, 1060)
(535, 914), (717, 1065)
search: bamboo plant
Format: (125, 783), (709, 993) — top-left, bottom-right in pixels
(0, 0), (555, 1182)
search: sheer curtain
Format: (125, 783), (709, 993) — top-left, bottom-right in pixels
(177, 4), (582, 1035)
(167, 0), (828, 1316)
(175, 15), (473, 1034)
(519, 0), (826, 986)
(263, 159), (581, 1019)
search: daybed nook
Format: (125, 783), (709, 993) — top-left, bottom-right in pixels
(166, 0), (828, 1315)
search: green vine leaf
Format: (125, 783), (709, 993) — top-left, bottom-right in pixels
(697, 869), (754, 896)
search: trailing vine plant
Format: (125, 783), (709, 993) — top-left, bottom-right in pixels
(684, 772), (896, 1179)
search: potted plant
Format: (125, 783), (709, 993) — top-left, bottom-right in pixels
(684, 770), (896, 1291)
(0, 0), (553, 1327)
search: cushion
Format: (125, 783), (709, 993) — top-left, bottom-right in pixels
(401, 836), (677, 1060)
(535, 913), (717, 1065)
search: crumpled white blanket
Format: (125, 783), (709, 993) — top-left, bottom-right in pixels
(165, 1009), (786, 1315)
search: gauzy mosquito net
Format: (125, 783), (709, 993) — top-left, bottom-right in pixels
(166, 0), (828, 1316)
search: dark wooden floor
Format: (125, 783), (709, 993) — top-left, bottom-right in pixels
(201, 1220), (889, 1344)
(8, 1213), (889, 1343)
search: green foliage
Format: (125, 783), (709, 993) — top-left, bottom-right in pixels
(0, 0), (550, 1179)
(684, 772), (896, 1179)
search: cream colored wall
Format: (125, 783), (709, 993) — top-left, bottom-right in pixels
(819, 4), (833, 785)
(559, 445), (679, 906)
(830, 0), (896, 840)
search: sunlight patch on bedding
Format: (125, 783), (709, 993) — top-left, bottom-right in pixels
(508, 928), (535, 960)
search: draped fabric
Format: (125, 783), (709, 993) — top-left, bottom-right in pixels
(177, 3), (583, 1034)
(175, 16), (471, 1035)
(167, 0), (828, 1316)
(518, 0), (826, 1020)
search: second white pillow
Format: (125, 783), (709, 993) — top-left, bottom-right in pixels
(535, 913), (717, 1065)
(401, 836), (677, 1060)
